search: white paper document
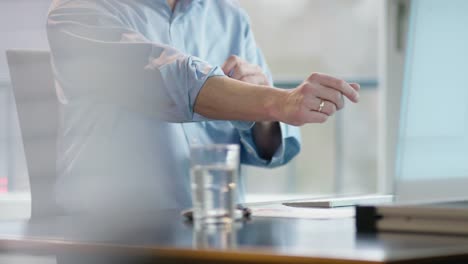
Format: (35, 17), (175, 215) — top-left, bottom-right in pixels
(250, 204), (355, 219)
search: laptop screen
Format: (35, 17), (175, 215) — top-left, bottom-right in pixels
(396, 0), (468, 203)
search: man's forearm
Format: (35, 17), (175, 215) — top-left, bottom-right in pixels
(195, 76), (283, 160)
(193, 76), (285, 122)
(194, 73), (360, 126)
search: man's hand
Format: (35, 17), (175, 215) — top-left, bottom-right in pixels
(222, 55), (270, 86)
(270, 73), (360, 126)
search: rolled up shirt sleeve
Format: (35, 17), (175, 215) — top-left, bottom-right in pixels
(148, 51), (226, 121)
(239, 123), (301, 167)
(47, 1), (224, 122)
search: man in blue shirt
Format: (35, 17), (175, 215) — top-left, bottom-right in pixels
(47, 0), (360, 213)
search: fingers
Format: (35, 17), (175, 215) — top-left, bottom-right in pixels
(221, 55), (239, 75)
(281, 75), (360, 126)
(232, 63), (260, 80)
(284, 102), (331, 126)
(303, 96), (336, 116)
(303, 82), (344, 110)
(308, 73), (360, 103)
(350, 83), (361, 92)
(222, 55), (269, 85)
(301, 109), (329, 124)
(240, 74), (268, 86)
(223, 55), (256, 78)
(313, 99), (337, 116)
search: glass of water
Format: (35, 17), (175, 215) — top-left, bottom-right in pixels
(193, 222), (237, 250)
(190, 144), (240, 224)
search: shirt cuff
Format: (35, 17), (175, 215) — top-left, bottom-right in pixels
(188, 57), (226, 121)
(238, 122), (301, 167)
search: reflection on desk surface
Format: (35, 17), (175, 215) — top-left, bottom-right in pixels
(0, 210), (468, 263)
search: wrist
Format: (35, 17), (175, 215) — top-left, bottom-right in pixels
(262, 87), (288, 122)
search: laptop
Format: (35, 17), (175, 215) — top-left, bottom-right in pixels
(356, 0), (468, 236)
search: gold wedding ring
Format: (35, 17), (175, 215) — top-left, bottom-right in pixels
(318, 100), (325, 113)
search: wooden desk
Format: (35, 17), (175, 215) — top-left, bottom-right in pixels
(1, 210), (468, 264)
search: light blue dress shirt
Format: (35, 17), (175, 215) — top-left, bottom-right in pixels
(47, 0), (301, 213)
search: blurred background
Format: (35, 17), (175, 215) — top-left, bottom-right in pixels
(239, 0), (380, 200)
(0, 0), (392, 219)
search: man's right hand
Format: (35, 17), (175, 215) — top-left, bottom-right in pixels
(270, 73), (360, 126)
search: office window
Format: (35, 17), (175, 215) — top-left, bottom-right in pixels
(239, 0), (380, 200)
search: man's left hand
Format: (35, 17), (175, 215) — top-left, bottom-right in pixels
(222, 55), (270, 86)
